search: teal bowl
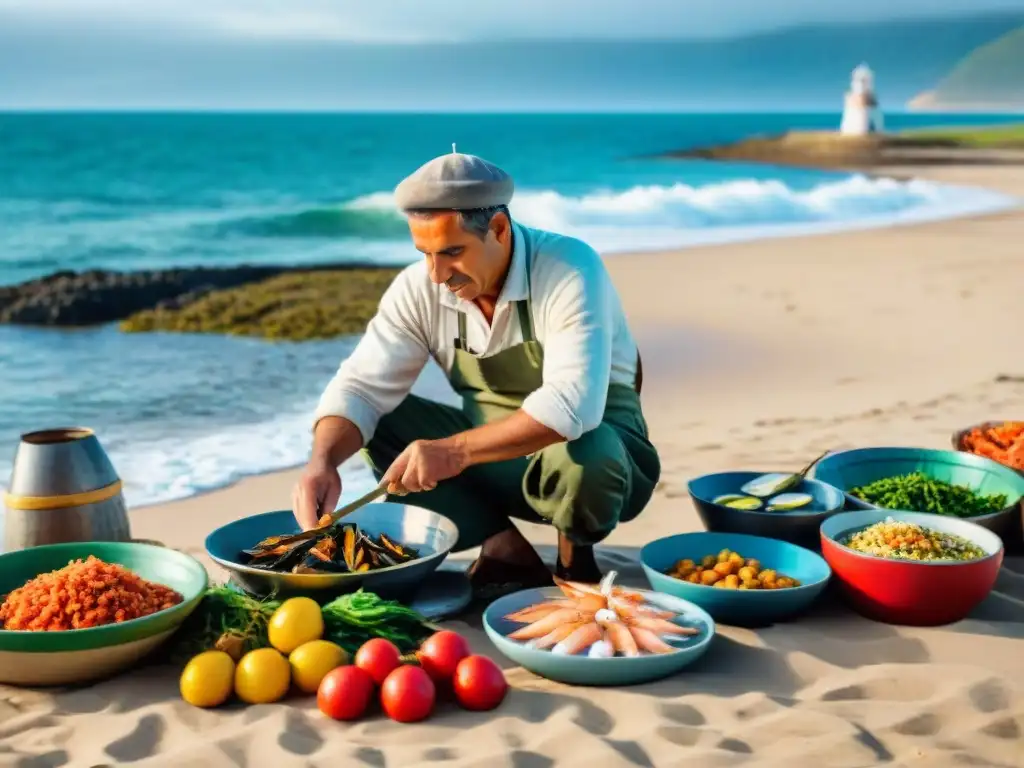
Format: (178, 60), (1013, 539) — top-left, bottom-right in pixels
(640, 532), (832, 626)
(0, 541), (208, 686)
(205, 503), (458, 600)
(812, 447), (1024, 551)
(483, 586), (715, 686)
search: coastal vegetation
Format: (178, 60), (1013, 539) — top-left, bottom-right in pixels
(664, 121), (1024, 171)
(896, 123), (1024, 149)
(119, 268), (399, 341)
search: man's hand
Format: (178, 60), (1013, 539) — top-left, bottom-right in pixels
(292, 459), (342, 530)
(382, 439), (467, 494)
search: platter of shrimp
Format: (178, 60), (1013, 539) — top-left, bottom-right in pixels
(482, 571), (715, 686)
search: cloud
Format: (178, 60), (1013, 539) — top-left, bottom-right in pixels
(1, 0), (1020, 42)
(204, 9), (441, 43)
(0, 0), (440, 42)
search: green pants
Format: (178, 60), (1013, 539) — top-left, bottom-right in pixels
(361, 389), (661, 552)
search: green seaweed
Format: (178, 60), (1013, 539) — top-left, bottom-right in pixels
(119, 268), (401, 341)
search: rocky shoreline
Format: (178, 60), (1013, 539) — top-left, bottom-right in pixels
(0, 263), (400, 341)
(7, 128), (1021, 341)
(660, 130), (1024, 172)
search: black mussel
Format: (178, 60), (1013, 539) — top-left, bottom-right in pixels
(242, 522), (415, 574)
(248, 534), (292, 552)
(309, 536), (337, 563)
(340, 524), (360, 570)
(377, 532), (418, 562)
(248, 537), (317, 571)
(292, 554), (349, 574)
(240, 542), (292, 564)
(358, 533), (399, 568)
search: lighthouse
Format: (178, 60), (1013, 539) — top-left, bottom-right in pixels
(840, 64), (884, 136)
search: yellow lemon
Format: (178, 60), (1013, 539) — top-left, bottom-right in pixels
(234, 648), (291, 705)
(180, 650), (235, 708)
(289, 640), (349, 694)
(267, 597), (324, 654)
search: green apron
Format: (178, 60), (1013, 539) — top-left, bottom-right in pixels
(363, 233), (661, 551)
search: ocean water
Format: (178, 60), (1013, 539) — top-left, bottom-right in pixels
(0, 111), (1019, 509)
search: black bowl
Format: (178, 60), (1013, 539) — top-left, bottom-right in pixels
(687, 471), (846, 549)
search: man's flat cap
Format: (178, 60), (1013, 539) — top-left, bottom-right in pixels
(394, 145), (514, 211)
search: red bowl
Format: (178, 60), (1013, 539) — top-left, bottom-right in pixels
(820, 510), (1004, 626)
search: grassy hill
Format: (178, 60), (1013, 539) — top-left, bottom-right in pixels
(910, 25), (1024, 109)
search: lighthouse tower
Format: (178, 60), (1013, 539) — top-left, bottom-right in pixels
(839, 64), (884, 136)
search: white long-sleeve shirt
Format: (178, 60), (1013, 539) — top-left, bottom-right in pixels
(314, 222), (639, 443)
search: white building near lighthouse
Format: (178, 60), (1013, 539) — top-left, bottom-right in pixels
(840, 63), (884, 136)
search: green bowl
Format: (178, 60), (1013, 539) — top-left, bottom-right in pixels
(812, 447), (1024, 551)
(0, 541), (208, 686)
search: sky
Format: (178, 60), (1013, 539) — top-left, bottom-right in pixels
(0, 0), (1021, 109)
(2, 0), (1021, 42)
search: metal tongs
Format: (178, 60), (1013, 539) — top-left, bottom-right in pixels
(268, 479), (407, 550)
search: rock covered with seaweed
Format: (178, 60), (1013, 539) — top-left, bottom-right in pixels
(120, 269), (399, 340)
(0, 263), (400, 341)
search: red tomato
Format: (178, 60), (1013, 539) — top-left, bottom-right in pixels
(452, 655), (508, 711)
(380, 665), (436, 723)
(417, 630), (472, 683)
(317, 666), (375, 721)
(354, 638), (402, 685)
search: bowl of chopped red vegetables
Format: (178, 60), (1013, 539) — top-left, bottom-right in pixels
(0, 541), (208, 686)
(952, 420), (1024, 478)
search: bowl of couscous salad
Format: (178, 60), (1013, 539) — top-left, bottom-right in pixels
(820, 509), (1003, 626)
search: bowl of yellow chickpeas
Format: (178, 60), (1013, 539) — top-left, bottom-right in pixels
(640, 532), (832, 625)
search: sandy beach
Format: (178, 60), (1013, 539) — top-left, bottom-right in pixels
(3, 162), (1024, 768)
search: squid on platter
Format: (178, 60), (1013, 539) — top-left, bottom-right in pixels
(503, 571), (700, 658)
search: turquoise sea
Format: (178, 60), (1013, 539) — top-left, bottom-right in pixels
(0, 111), (1019, 507)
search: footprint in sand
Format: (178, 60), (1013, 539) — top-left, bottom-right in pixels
(715, 737), (753, 754)
(510, 751), (555, 768)
(732, 694), (793, 722)
(104, 713), (165, 763)
(423, 747), (457, 760)
(353, 746), (386, 767)
(277, 710), (323, 756)
(659, 703), (706, 726)
(892, 712), (941, 737)
(979, 715), (1022, 741)
(602, 738), (653, 767)
(12, 752), (68, 768)
(967, 678), (1012, 714)
(820, 675), (935, 704)
(655, 724), (703, 748)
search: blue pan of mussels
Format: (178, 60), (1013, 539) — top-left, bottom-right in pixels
(205, 502), (459, 600)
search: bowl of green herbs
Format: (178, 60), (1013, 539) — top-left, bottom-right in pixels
(812, 447), (1024, 552)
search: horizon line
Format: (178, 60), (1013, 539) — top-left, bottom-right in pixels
(2, 107), (1021, 117)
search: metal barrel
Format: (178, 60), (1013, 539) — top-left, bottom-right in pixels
(3, 427), (131, 552)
